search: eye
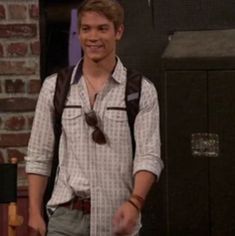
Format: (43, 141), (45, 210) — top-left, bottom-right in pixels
(81, 26), (89, 32)
(99, 26), (109, 32)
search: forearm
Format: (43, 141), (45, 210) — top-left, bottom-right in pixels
(131, 170), (156, 209)
(27, 173), (48, 215)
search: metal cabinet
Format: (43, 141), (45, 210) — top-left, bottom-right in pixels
(161, 29), (235, 236)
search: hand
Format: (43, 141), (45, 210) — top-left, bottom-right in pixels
(28, 212), (46, 236)
(112, 201), (139, 235)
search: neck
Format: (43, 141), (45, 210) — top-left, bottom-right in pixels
(83, 56), (116, 80)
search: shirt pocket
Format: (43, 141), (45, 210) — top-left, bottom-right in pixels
(62, 107), (83, 137)
(105, 107), (128, 122)
(104, 107), (130, 145)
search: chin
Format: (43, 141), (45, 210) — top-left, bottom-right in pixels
(89, 55), (104, 63)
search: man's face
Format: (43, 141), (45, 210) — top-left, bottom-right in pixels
(78, 11), (123, 63)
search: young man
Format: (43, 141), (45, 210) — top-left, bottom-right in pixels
(25, 0), (163, 235)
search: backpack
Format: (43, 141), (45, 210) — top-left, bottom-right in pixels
(44, 66), (142, 220)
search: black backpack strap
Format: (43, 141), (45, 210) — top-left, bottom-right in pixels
(125, 69), (142, 159)
(43, 66), (74, 221)
(52, 66), (75, 190)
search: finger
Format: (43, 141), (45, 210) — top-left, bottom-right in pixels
(39, 227), (46, 236)
(113, 210), (123, 225)
(28, 226), (40, 236)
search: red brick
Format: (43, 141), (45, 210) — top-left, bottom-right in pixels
(29, 4), (39, 19)
(8, 4), (27, 20)
(0, 43), (3, 57)
(7, 149), (25, 162)
(0, 61), (37, 75)
(7, 42), (28, 56)
(0, 24), (37, 38)
(29, 79), (41, 94)
(0, 98), (37, 112)
(0, 133), (30, 147)
(5, 116), (26, 130)
(30, 41), (40, 55)
(5, 79), (25, 93)
(27, 116), (34, 129)
(0, 5), (6, 19)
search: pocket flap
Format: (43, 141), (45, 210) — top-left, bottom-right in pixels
(62, 107), (82, 120)
(105, 108), (127, 121)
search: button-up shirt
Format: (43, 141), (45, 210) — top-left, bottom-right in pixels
(25, 58), (163, 236)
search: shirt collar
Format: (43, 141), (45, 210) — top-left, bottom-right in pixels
(112, 57), (126, 84)
(71, 59), (83, 85)
(71, 57), (126, 85)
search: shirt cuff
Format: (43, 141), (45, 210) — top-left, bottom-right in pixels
(133, 156), (164, 180)
(25, 157), (52, 176)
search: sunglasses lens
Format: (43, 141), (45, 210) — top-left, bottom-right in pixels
(85, 110), (106, 144)
(85, 111), (98, 126)
(92, 128), (106, 144)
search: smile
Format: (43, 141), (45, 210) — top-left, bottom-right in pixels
(87, 45), (103, 49)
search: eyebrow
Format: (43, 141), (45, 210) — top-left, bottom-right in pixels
(81, 24), (110, 28)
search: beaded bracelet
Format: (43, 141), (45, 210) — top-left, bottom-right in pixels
(131, 194), (145, 208)
(127, 199), (140, 213)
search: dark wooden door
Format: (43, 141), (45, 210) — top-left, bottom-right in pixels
(164, 71), (210, 235)
(209, 71), (235, 236)
(163, 69), (235, 236)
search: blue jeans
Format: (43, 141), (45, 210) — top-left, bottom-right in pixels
(47, 207), (90, 236)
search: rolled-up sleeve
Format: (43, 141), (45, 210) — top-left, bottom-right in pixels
(133, 78), (164, 179)
(25, 75), (57, 176)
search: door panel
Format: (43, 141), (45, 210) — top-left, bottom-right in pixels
(165, 71), (210, 235)
(209, 71), (235, 236)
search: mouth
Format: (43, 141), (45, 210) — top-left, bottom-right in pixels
(87, 45), (103, 50)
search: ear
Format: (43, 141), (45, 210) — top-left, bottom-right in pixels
(115, 24), (124, 41)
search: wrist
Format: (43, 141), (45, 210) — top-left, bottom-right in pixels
(127, 199), (140, 213)
(29, 205), (43, 216)
(130, 193), (145, 210)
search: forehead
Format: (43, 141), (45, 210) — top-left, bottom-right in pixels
(80, 11), (114, 26)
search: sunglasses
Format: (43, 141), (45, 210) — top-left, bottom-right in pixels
(85, 110), (106, 144)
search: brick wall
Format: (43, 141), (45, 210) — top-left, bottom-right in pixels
(0, 0), (40, 186)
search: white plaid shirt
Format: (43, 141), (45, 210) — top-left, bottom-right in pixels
(25, 58), (163, 236)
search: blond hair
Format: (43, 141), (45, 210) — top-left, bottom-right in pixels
(78, 0), (124, 31)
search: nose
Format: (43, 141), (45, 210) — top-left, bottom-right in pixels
(88, 29), (99, 41)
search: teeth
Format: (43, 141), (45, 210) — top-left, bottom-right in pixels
(89, 45), (101, 48)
